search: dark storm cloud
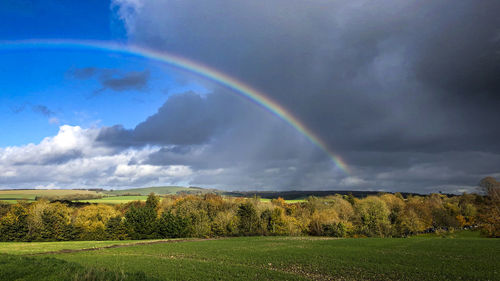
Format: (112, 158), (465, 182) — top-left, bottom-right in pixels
(107, 0), (500, 192)
(69, 67), (150, 93)
(99, 70), (150, 92)
(97, 91), (247, 146)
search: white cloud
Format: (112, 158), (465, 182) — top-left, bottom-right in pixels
(0, 125), (193, 189)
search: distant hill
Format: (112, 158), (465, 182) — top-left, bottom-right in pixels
(104, 186), (425, 199)
(225, 190), (424, 200)
(104, 186), (221, 196)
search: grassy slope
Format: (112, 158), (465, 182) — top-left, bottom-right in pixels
(20, 234), (497, 281)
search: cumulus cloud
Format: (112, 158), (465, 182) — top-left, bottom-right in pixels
(0, 125), (192, 189)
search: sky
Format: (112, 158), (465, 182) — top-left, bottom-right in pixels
(0, 0), (499, 193)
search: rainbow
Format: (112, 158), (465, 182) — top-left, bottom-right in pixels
(0, 39), (349, 173)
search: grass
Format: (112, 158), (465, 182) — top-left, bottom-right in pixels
(51, 236), (498, 281)
(0, 255), (157, 281)
(0, 232), (496, 280)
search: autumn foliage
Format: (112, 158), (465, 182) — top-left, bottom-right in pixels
(1, 179), (499, 241)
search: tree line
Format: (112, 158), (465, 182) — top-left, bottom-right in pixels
(0, 177), (498, 241)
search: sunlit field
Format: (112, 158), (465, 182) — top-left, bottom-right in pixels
(0, 234), (498, 281)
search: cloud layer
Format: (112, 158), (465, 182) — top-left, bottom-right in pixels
(2, 0), (499, 192)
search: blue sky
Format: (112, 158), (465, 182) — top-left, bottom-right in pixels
(0, 0), (205, 146)
(0, 0), (120, 40)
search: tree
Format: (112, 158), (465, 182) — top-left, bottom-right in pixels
(478, 177), (500, 237)
(39, 202), (77, 241)
(261, 208), (288, 236)
(146, 192), (161, 211)
(157, 211), (189, 238)
(125, 205), (158, 239)
(75, 205), (118, 240)
(0, 203), (29, 241)
(479, 177), (500, 201)
(105, 216), (129, 240)
(355, 197), (391, 237)
(237, 202), (260, 235)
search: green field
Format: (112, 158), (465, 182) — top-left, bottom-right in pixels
(0, 188), (306, 205)
(0, 233), (498, 280)
(0, 189), (102, 203)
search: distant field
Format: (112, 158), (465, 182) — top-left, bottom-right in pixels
(76, 195), (149, 204)
(0, 233), (498, 280)
(0, 189), (101, 204)
(104, 186), (215, 196)
(0, 189), (305, 205)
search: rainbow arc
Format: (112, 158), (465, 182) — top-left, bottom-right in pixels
(0, 39), (349, 173)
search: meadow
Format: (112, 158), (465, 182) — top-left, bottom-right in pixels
(0, 233), (498, 281)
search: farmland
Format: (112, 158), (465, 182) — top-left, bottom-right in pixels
(0, 234), (498, 280)
(0, 186), (215, 204)
(0, 189), (101, 203)
(0, 188), (306, 204)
